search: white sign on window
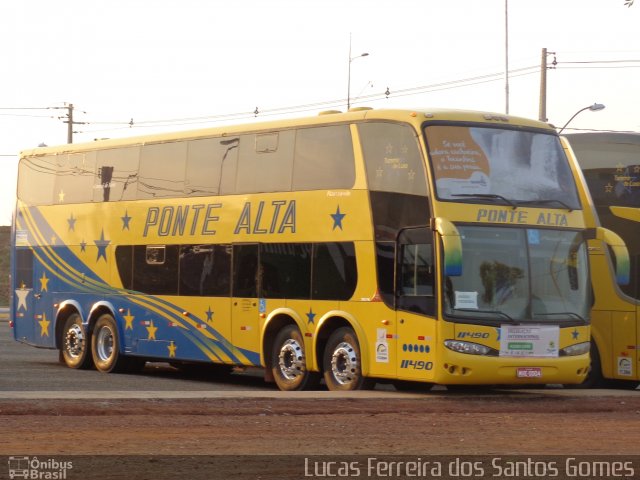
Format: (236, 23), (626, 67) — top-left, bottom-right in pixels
(454, 291), (478, 309)
(499, 324), (559, 358)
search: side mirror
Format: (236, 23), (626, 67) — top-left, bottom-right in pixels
(595, 226), (630, 286)
(432, 217), (462, 277)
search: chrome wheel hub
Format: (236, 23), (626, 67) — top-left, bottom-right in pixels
(64, 324), (85, 358)
(331, 341), (358, 385)
(95, 326), (114, 362)
(278, 339), (305, 380)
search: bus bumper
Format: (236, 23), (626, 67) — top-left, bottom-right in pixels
(432, 351), (590, 386)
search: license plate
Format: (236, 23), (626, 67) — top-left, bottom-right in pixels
(516, 367), (542, 378)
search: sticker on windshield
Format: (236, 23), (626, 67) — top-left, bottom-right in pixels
(527, 229), (540, 245)
(454, 291), (478, 309)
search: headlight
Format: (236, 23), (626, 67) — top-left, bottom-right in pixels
(444, 340), (491, 356)
(561, 341), (590, 356)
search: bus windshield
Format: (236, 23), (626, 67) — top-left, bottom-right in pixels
(444, 226), (591, 324)
(426, 125), (581, 210)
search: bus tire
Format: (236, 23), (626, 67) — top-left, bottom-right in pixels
(271, 325), (320, 391)
(323, 327), (374, 391)
(60, 313), (93, 369)
(91, 313), (127, 373)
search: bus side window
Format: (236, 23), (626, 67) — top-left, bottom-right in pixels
(132, 245), (179, 295)
(396, 228), (435, 316)
(233, 244), (259, 298)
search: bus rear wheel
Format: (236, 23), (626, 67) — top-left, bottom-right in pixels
(271, 325), (320, 391)
(91, 313), (129, 373)
(323, 327), (374, 391)
(60, 313), (93, 369)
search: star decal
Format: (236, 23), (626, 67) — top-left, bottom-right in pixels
(94, 229), (111, 262)
(121, 210), (132, 230)
(39, 313), (50, 337)
(58, 190), (66, 202)
(15, 288), (30, 311)
(571, 329), (580, 340)
(330, 206), (346, 231)
(146, 320), (158, 340)
(604, 183), (613, 193)
(80, 240), (87, 253)
(306, 308), (316, 325)
(168, 341), (177, 358)
(67, 213), (77, 231)
(39, 272), (49, 292)
(123, 309), (135, 330)
(205, 306), (214, 323)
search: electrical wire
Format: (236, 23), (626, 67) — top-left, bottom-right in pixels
(2, 57), (639, 135)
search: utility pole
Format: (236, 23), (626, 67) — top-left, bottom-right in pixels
(66, 103), (74, 143)
(539, 49), (548, 122)
(504, 0), (509, 114)
(538, 48), (556, 122)
(60, 103), (85, 144)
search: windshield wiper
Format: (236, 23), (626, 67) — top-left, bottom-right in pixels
(515, 199), (574, 212)
(532, 312), (587, 324)
(451, 193), (517, 209)
(452, 308), (517, 323)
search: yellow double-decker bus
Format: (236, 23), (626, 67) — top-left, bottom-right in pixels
(564, 132), (639, 389)
(11, 108), (620, 391)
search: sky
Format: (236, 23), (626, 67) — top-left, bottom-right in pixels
(1, 0), (639, 226)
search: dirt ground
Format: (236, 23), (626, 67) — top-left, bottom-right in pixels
(2, 393), (639, 457)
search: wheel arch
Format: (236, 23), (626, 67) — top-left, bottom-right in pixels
(54, 300), (85, 350)
(88, 301), (123, 348)
(314, 311), (371, 377)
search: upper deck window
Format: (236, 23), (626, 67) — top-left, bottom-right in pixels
(359, 122), (428, 196)
(426, 125), (581, 210)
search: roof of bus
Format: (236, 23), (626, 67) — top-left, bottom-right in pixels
(564, 131), (640, 146)
(20, 107), (556, 157)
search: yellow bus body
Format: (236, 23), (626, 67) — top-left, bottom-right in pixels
(11, 108), (596, 390)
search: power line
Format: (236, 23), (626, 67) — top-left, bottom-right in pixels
(4, 57), (640, 137)
(78, 66), (542, 133)
(557, 59), (640, 64)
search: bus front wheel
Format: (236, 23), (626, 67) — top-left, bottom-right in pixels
(271, 325), (320, 391)
(323, 327), (374, 391)
(60, 313), (93, 369)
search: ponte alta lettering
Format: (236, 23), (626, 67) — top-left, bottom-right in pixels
(476, 208), (568, 226)
(142, 200), (297, 237)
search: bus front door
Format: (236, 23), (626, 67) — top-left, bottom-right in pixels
(395, 228), (438, 384)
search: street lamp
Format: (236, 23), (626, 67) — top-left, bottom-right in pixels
(347, 35), (369, 110)
(558, 103), (605, 133)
